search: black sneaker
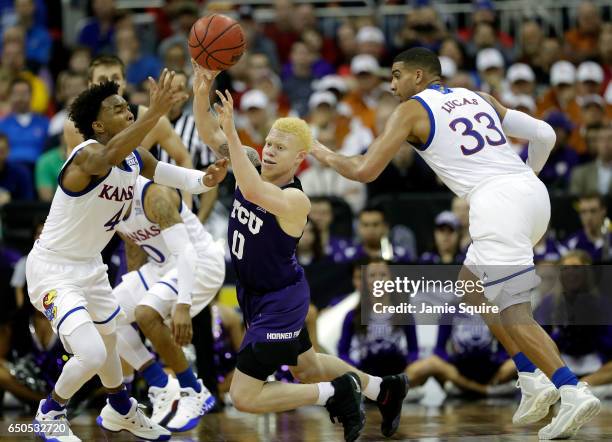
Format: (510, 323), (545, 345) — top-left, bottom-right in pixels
(325, 372), (365, 442)
(377, 373), (409, 437)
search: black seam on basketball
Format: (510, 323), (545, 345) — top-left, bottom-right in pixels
(207, 42), (247, 53)
(194, 46), (207, 64)
(203, 22), (240, 52)
(199, 14), (215, 47)
(206, 51), (232, 68)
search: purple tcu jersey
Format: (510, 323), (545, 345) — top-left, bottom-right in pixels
(228, 176), (304, 294)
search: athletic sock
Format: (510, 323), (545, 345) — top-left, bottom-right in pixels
(316, 382), (334, 406)
(41, 395), (65, 414)
(108, 388), (132, 415)
(176, 367), (201, 392)
(141, 361), (169, 388)
(512, 352), (537, 373)
(551, 366), (579, 389)
(363, 375), (382, 401)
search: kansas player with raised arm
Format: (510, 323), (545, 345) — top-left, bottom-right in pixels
(26, 69), (227, 442)
(312, 47), (600, 440)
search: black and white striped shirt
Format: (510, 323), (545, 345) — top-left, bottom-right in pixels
(159, 112), (216, 170)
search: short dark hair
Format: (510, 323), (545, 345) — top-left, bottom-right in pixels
(9, 76), (31, 93)
(88, 55), (125, 81)
(393, 47), (442, 77)
(69, 81), (120, 140)
(577, 192), (606, 209)
(359, 205), (387, 222)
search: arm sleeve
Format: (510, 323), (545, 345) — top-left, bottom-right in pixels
(153, 161), (214, 194)
(161, 223), (197, 305)
(502, 109), (556, 174)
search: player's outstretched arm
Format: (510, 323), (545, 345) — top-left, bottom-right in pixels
(311, 100), (421, 183)
(144, 183), (195, 346)
(479, 92), (555, 174)
(215, 89), (310, 221)
(191, 61), (261, 167)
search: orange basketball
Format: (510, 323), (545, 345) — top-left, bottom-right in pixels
(189, 14), (246, 71)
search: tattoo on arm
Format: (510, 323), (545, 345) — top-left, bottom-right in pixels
(145, 185), (183, 230)
(217, 143), (261, 167)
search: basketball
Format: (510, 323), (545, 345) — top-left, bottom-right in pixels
(189, 14), (246, 71)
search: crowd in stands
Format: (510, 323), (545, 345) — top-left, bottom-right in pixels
(0, 0), (612, 411)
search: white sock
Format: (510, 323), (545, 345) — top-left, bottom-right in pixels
(316, 382), (335, 406)
(363, 375), (382, 401)
(123, 374), (135, 384)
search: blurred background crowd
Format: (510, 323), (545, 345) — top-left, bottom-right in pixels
(0, 0), (612, 414)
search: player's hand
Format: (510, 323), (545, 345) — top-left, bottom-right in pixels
(310, 139), (333, 166)
(191, 59), (219, 97)
(214, 89), (236, 135)
(171, 303), (193, 347)
(203, 158), (229, 187)
(147, 68), (183, 116)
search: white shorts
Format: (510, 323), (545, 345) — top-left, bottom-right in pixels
(464, 172), (550, 310)
(26, 244), (123, 338)
(114, 242), (225, 324)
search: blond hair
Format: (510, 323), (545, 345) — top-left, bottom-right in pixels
(271, 117), (313, 152)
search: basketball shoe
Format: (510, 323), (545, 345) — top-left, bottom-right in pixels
(96, 397), (171, 441)
(166, 380), (216, 432)
(513, 369), (560, 425)
(148, 376), (180, 425)
(34, 399), (81, 442)
(325, 372), (365, 442)
(538, 382), (600, 440)
(377, 373), (409, 437)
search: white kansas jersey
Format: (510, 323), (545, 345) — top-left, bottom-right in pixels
(37, 139), (142, 260)
(116, 175), (215, 268)
(411, 86), (530, 197)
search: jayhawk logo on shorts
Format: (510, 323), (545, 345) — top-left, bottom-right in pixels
(42, 290), (58, 321)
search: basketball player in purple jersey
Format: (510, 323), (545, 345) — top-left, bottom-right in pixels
(190, 65), (410, 441)
(312, 47), (600, 440)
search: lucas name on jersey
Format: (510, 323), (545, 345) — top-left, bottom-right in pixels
(98, 184), (134, 202)
(441, 97), (479, 114)
(231, 199), (263, 235)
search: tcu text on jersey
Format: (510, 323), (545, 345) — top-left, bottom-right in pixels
(231, 199), (263, 235)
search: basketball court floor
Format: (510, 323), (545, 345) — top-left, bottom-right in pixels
(2, 399), (611, 441)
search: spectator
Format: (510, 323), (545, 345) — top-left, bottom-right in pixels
(504, 63), (536, 101)
(264, 0), (299, 64)
(338, 259), (419, 377)
(355, 25), (389, 66)
(576, 61), (606, 99)
(598, 24), (612, 89)
(343, 54), (384, 133)
(238, 6), (280, 73)
(161, 41), (190, 74)
(0, 68), (11, 118)
(570, 125), (612, 196)
(0, 132), (34, 201)
(157, 1), (198, 68)
(76, 0), (116, 55)
(562, 194), (611, 263)
(534, 227), (563, 263)
(521, 111), (579, 191)
(35, 141), (65, 201)
(308, 197), (351, 261)
(419, 211), (465, 264)
(439, 37), (468, 72)
(1, 40), (49, 113)
(451, 196), (471, 253)
(13, 0), (50, 68)
(469, 22), (510, 64)
(287, 28), (334, 80)
(297, 219), (325, 266)
(517, 20), (544, 68)
(572, 95), (608, 156)
(439, 56), (457, 83)
(564, 0), (602, 63)
(475, 48), (506, 98)
(335, 23), (357, 73)
(340, 206), (413, 263)
(236, 89), (273, 153)
(397, 5), (446, 53)
(457, 0), (513, 50)
(68, 46), (92, 77)
(48, 71), (87, 141)
(0, 78), (49, 170)
(282, 41), (316, 117)
(116, 25), (162, 91)
(533, 37), (564, 88)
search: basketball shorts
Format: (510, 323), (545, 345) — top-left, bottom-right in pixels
(236, 276), (312, 381)
(464, 171), (550, 310)
(114, 241), (225, 324)
(26, 244), (123, 343)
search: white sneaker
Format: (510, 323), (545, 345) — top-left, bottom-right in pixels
(166, 380), (216, 432)
(148, 376), (181, 424)
(538, 382), (601, 440)
(513, 369), (560, 425)
(34, 399), (81, 442)
(96, 397), (171, 441)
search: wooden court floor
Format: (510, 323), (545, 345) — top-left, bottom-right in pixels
(2, 399), (612, 441)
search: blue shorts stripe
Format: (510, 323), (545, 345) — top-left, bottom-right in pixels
(137, 270), (149, 290)
(56, 306), (87, 333)
(158, 281), (178, 295)
(483, 266), (535, 287)
(93, 306), (121, 324)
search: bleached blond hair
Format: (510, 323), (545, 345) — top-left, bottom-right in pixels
(271, 117), (313, 152)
